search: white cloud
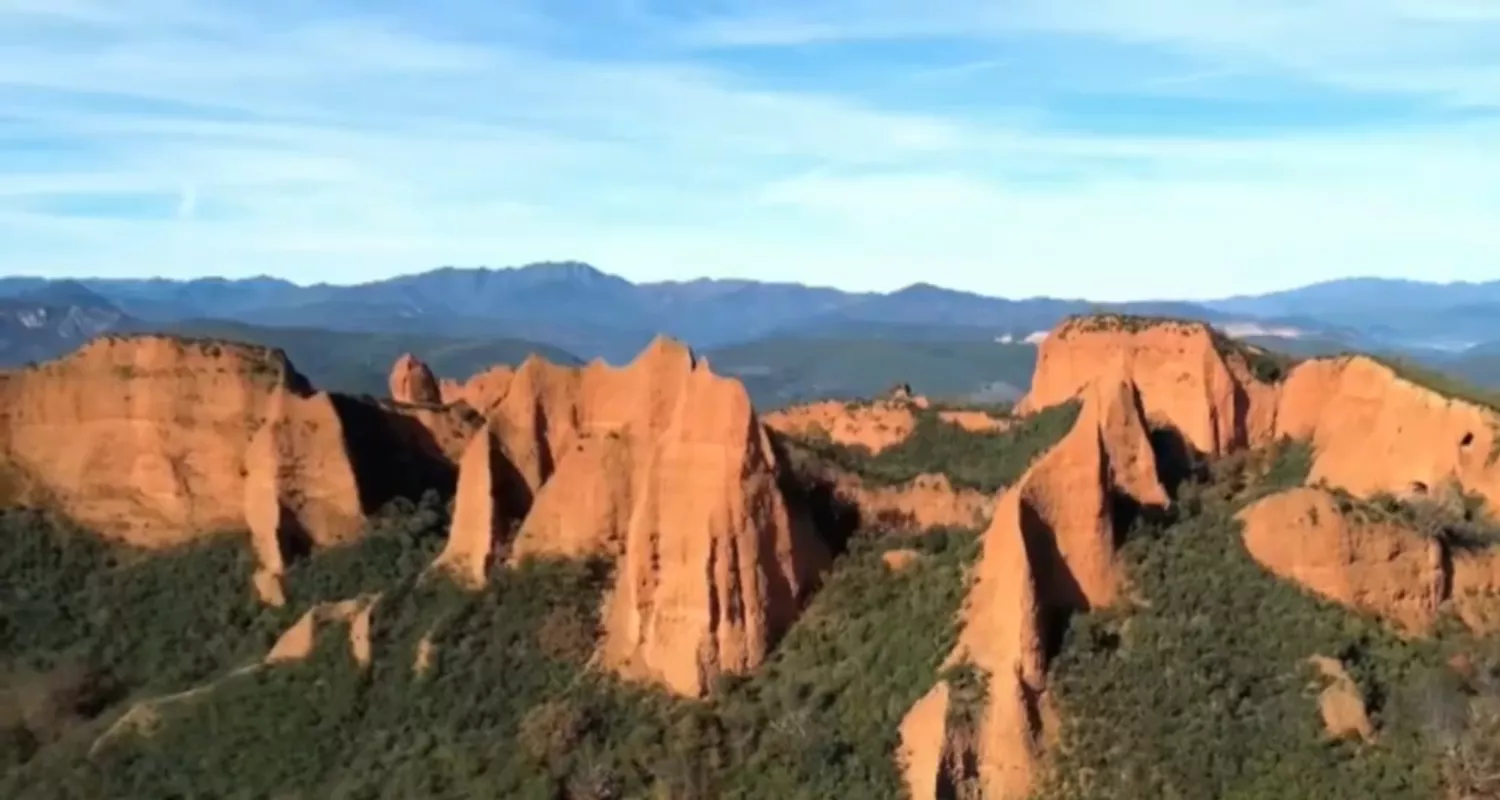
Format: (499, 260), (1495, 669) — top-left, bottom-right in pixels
(0, 0), (1496, 299)
(675, 0), (1500, 105)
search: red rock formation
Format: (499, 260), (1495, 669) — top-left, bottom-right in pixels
(882, 549), (923, 572)
(244, 390), (367, 601)
(1308, 655), (1374, 742)
(900, 371), (1167, 799)
(388, 353), (440, 405)
(938, 409), (1011, 433)
(430, 423), (528, 586)
(834, 472), (993, 532)
(378, 401), (485, 465)
(1452, 551), (1500, 634)
(247, 391), (477, 602)
(265, 594), (381, 668)
(1238, 487), (1446, 634)
(435, 337), (830, 697)
(1274, 355), (1500, 510)
(440, 365), (514, 412)
(0, 335), (304, 546)
(0, 335), (474, 605)
(899, 682), (969, 800)
(764, 399), (917, 454)
(766, 399), (1009, 532)
(1019, 315), (1278, 458)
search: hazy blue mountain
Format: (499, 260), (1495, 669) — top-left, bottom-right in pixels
(1206, 278), (1500, 350)
(0, 282), (139, 364)
(8, 262), (1500, 367)
(1208, 277), (1500, 317)
(0, 264), (1242, 361)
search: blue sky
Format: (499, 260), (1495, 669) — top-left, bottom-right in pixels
(2, 0), (1498, 300)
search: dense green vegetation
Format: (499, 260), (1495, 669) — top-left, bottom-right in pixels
(1327, 483), (1500, 552)
(785, 400), (1081, 494)
(1, 485), (980, 800)
(705, 337), (1038, 409)
(1039, 440), (1500, 800)
(14, 322), (1500, 798)
(0, 494), (452, 790)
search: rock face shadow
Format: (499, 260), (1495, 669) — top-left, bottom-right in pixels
(767, 429), (862, 558)
(330, 395), (460, 515)
(1148, 423), (1204, 499)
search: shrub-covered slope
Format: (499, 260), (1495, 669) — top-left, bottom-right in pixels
(8, 315), (1500, 800)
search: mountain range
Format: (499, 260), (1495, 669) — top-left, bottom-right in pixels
(3, 263), (1499, 405)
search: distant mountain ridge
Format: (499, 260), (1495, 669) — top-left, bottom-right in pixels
(6, 265), (1500, 393)
(0, 280), (137, 364)
(0, 262), (1251, 363)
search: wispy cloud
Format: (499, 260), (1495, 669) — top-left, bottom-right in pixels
(0, 0), (1497, 299)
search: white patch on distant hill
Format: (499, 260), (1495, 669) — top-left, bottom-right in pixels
(1220, 322), (1306, 339)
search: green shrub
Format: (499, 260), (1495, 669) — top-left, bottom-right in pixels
(787, 401), (1081, 494)
(3, 510), (979, 799)
(1039, 456), (1455, 800)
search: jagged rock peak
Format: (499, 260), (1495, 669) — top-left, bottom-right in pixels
(389, 353), (441, 404)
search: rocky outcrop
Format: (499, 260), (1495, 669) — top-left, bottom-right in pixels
(434, 337), (830, 697)
(764, 399), (918, 454)
(0, 335), (473, 603)
(429, 422), (529, 586)
(438, 365), (516, 412)
(882, 549), (923, 572)
(244, 390), (367, 600)
(1274, 355), (1500, 510)
(0, 335), (305, 546)
(1238, 487), (1447, 634)
(938, 409), (1010, 433)
(1018, 315), (1279, 458)
(265, 594), (381, 668)
(822, 471), (992, 532)
(245, 391), (477, 602)
(382, 401), (485, 464)
(388, 353), (440, 405)
(899, 682), (968, 800)
(767, 400), (1001, 532)
(1452, 551), (1500, 634)
(1238, 485), (1500, 638)
(900, 371), (1168, 799)
(1309, 655), (1374, 742)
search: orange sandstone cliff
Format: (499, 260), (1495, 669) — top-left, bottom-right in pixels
(829, 472), (992, 532)
(0, 336), (476, 602)
(433, 337), (831, 697)
(765, 398), (997, 531)
(389, 353), (441, 405)
(1228, 355), (1500, 634)
(1273, 355), (1500, 509)
(1237, 487), (1446, 635)
(0, 336), (305, 546)
(900, 370), (1168, 799)
(1019, 316), (1279, 457)
(764, 398), (918, 454)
